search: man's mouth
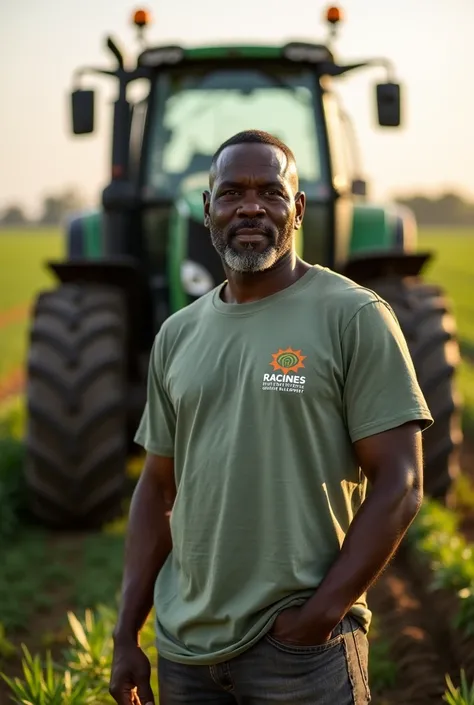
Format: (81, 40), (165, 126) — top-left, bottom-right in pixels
(234, 228), (268, 244)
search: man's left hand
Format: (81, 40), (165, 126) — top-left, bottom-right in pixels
(269, 606), (338, 647)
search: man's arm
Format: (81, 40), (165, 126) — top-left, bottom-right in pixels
(109, 453), (175, 705)
(271, 298), (432, 645)
(300, 420), (423, 634)
(114, 452), (176, 641)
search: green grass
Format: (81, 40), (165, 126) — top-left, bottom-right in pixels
(418, 227), (474, 430)
(419, 226), (474, 351)
(0, 604), (159, 705)
(0, 321), (29, 380)
(0, 531), (68, 632)
(459, 362), (474, 435)
(0, 524), (125, 635)
(0, 228), (62, 311)
(0, 228), (62, 380)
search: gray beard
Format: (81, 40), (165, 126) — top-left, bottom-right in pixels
(210, 225), (293, 273)
(217, 243), (280, 273)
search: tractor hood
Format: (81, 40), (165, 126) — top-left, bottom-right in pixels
(349, 202), (418, 256)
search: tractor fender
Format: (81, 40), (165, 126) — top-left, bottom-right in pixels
(341, 251), (432, 283)
(66, 209), (103, 259)
(46, 257), (146, 348)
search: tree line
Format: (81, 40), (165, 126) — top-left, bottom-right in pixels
(0, 188), (473, 228)
(393, 192), (474, 227)
(0, 190), (85, 227)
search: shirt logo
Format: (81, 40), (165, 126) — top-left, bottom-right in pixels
(263, 348), (307, 394)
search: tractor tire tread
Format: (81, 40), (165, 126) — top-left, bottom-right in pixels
(25, 283), (128, 528)
(362, 276), (462, 500)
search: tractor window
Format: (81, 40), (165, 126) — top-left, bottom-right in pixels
(323, 92), (358, 191)
(145, 66), (328, 199)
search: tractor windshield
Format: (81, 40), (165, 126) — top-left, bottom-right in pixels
(145, 65), (328, 199)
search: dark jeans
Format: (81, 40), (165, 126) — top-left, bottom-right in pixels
(158, 615), (371, 704)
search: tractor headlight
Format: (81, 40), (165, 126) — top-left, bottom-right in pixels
(283, 42), (331, 63)
(181, 261), (215, 297)
(138, 46), (184, 67)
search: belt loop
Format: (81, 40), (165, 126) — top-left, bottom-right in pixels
(337, 617), (345, 637)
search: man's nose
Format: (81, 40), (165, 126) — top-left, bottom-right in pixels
(237, 195), (265, 218)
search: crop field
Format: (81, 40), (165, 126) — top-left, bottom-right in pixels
(0, 225), (474, 704)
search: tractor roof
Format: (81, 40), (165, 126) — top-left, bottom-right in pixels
(137, 42), (335, 69)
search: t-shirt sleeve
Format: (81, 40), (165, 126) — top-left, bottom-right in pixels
(134, 333), (176, 457)
(342, 299), (434, 443)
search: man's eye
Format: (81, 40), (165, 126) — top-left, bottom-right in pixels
(221, 190), (240, 196)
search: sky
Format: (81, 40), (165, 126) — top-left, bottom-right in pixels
(1, 0), (474, 218)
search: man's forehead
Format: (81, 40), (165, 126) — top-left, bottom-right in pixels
(216, 143), (288, 177)
(210, 142), (299, 191)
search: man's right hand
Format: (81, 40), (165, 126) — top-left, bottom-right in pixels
(109, 637), (155, 705)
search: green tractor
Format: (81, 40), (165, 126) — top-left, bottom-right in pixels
(24, 8), (462, 527)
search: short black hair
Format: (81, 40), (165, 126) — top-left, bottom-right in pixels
(209, 129), (297, 184)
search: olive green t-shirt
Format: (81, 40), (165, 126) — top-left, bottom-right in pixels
(134, 265), (433, 665)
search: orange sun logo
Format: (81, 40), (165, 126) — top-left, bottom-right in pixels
(270, 348), (306, 374)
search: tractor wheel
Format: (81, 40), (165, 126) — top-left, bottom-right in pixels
(25, 283), (128, 528)
(363, 276), (462, 501)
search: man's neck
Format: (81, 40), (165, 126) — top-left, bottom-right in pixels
(222, 252), (312, 304)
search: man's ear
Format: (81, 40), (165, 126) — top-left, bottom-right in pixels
(294, 191), (306, 230)
(203, 191), (211, 227)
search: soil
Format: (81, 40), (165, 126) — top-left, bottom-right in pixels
(367, 553), (458, 704)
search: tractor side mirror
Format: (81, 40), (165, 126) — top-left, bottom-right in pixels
(375, 82), (401, 127)
(71, 89), (95, 134)
(351, 178), (367, 197)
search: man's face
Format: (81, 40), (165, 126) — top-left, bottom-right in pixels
(203, 143), (305, 273)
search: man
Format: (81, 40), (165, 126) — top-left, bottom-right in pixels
(109, 130), (433, 705)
